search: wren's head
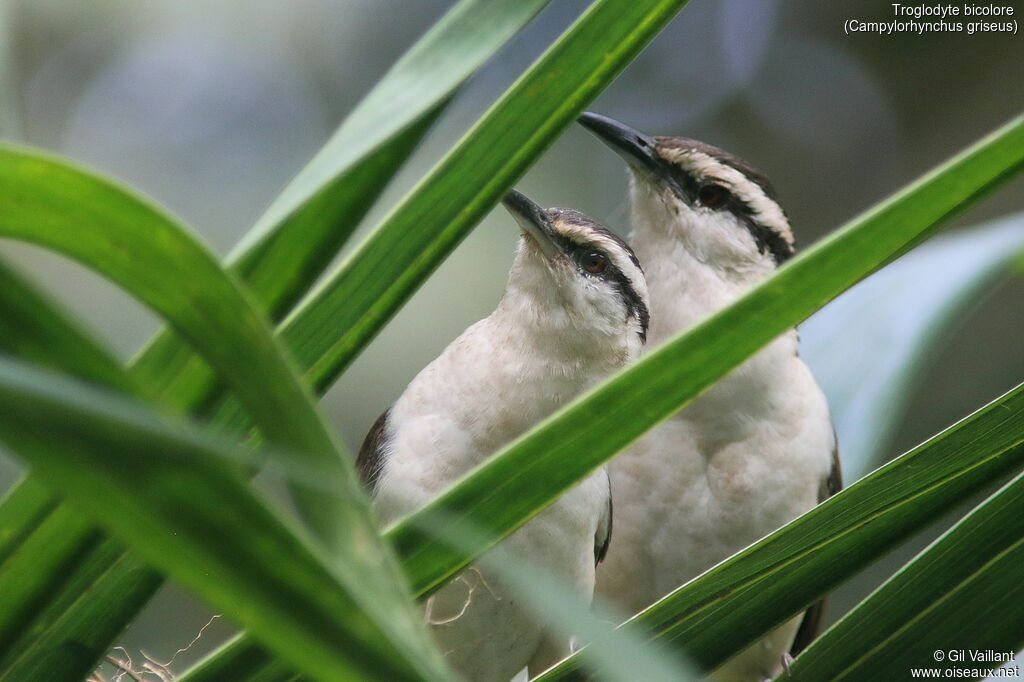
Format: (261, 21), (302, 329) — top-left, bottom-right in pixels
(500, 190), (649, 360)
(579, 112), (794, 281)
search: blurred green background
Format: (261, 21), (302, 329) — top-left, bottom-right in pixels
(1, 0), (1022, 675)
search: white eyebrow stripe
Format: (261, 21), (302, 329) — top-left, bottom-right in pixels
(660, 148), (794, 248)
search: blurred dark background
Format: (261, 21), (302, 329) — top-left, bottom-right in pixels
(1, 0), (1021, 675)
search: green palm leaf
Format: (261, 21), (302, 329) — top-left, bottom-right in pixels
(782, 471), (1024, 681)
(0, 145), (353, 549)
(0, 258), (133, 392)
(0, 357), (451, 681)
(536, 380), (1024, 680)
(0, 147), (445, 679)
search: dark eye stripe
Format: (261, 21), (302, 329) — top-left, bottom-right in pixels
(665, 167), (794, 265)
(571, 247), (649, 343)
(611, 275), (649, 343)
(543, 209), (649, 342)
(559, 246), (648, 343)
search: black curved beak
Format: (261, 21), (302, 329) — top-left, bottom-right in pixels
(578, 112), (665, 180)
(501, 190), (559, 258)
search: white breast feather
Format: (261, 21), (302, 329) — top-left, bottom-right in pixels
(374, 312), (613, 682)
(594, 189), (834, 681)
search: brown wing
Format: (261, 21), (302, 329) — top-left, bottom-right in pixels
(789, 434), (842, 657)
(356, 409), (392, 493)
(594, 471), (613, 565)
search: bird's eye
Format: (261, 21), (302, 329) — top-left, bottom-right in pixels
(578, 250), (609, 274)
(698, 183), (730, 208)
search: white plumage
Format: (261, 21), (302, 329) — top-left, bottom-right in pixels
(580, 113), (838, 682)
(362, 191), (649, 682)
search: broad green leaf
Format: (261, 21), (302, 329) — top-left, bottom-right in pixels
(0, 276), (150, 678)
(387, 114), (1024, 598)
(0, 1), (556, 674)
(0, 148), (445, 678)
(0, 491), (134, 678)
(803, 213), (1024, 479)
(0, 145), (352, 549)
(782, 471), (1024, 682)
(0, 480), (104, 648)
(0, 356), (453, 682)
(0, 264), (169, 679)
(535, 381), (1024, 681)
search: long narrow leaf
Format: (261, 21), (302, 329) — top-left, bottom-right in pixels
(535, 381), (1024, 680)
(0, 264), (181, 678)
(387, 114), (1024, 597)
(0, 145), (351, 548)
(781, 471), (1024, 682)
(0, 270), (207, 678)
(182, 639), (296, 682)
(0, 357), (451, 682)
(0, 488), (118, 664)
(0, 148), (445, 678)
